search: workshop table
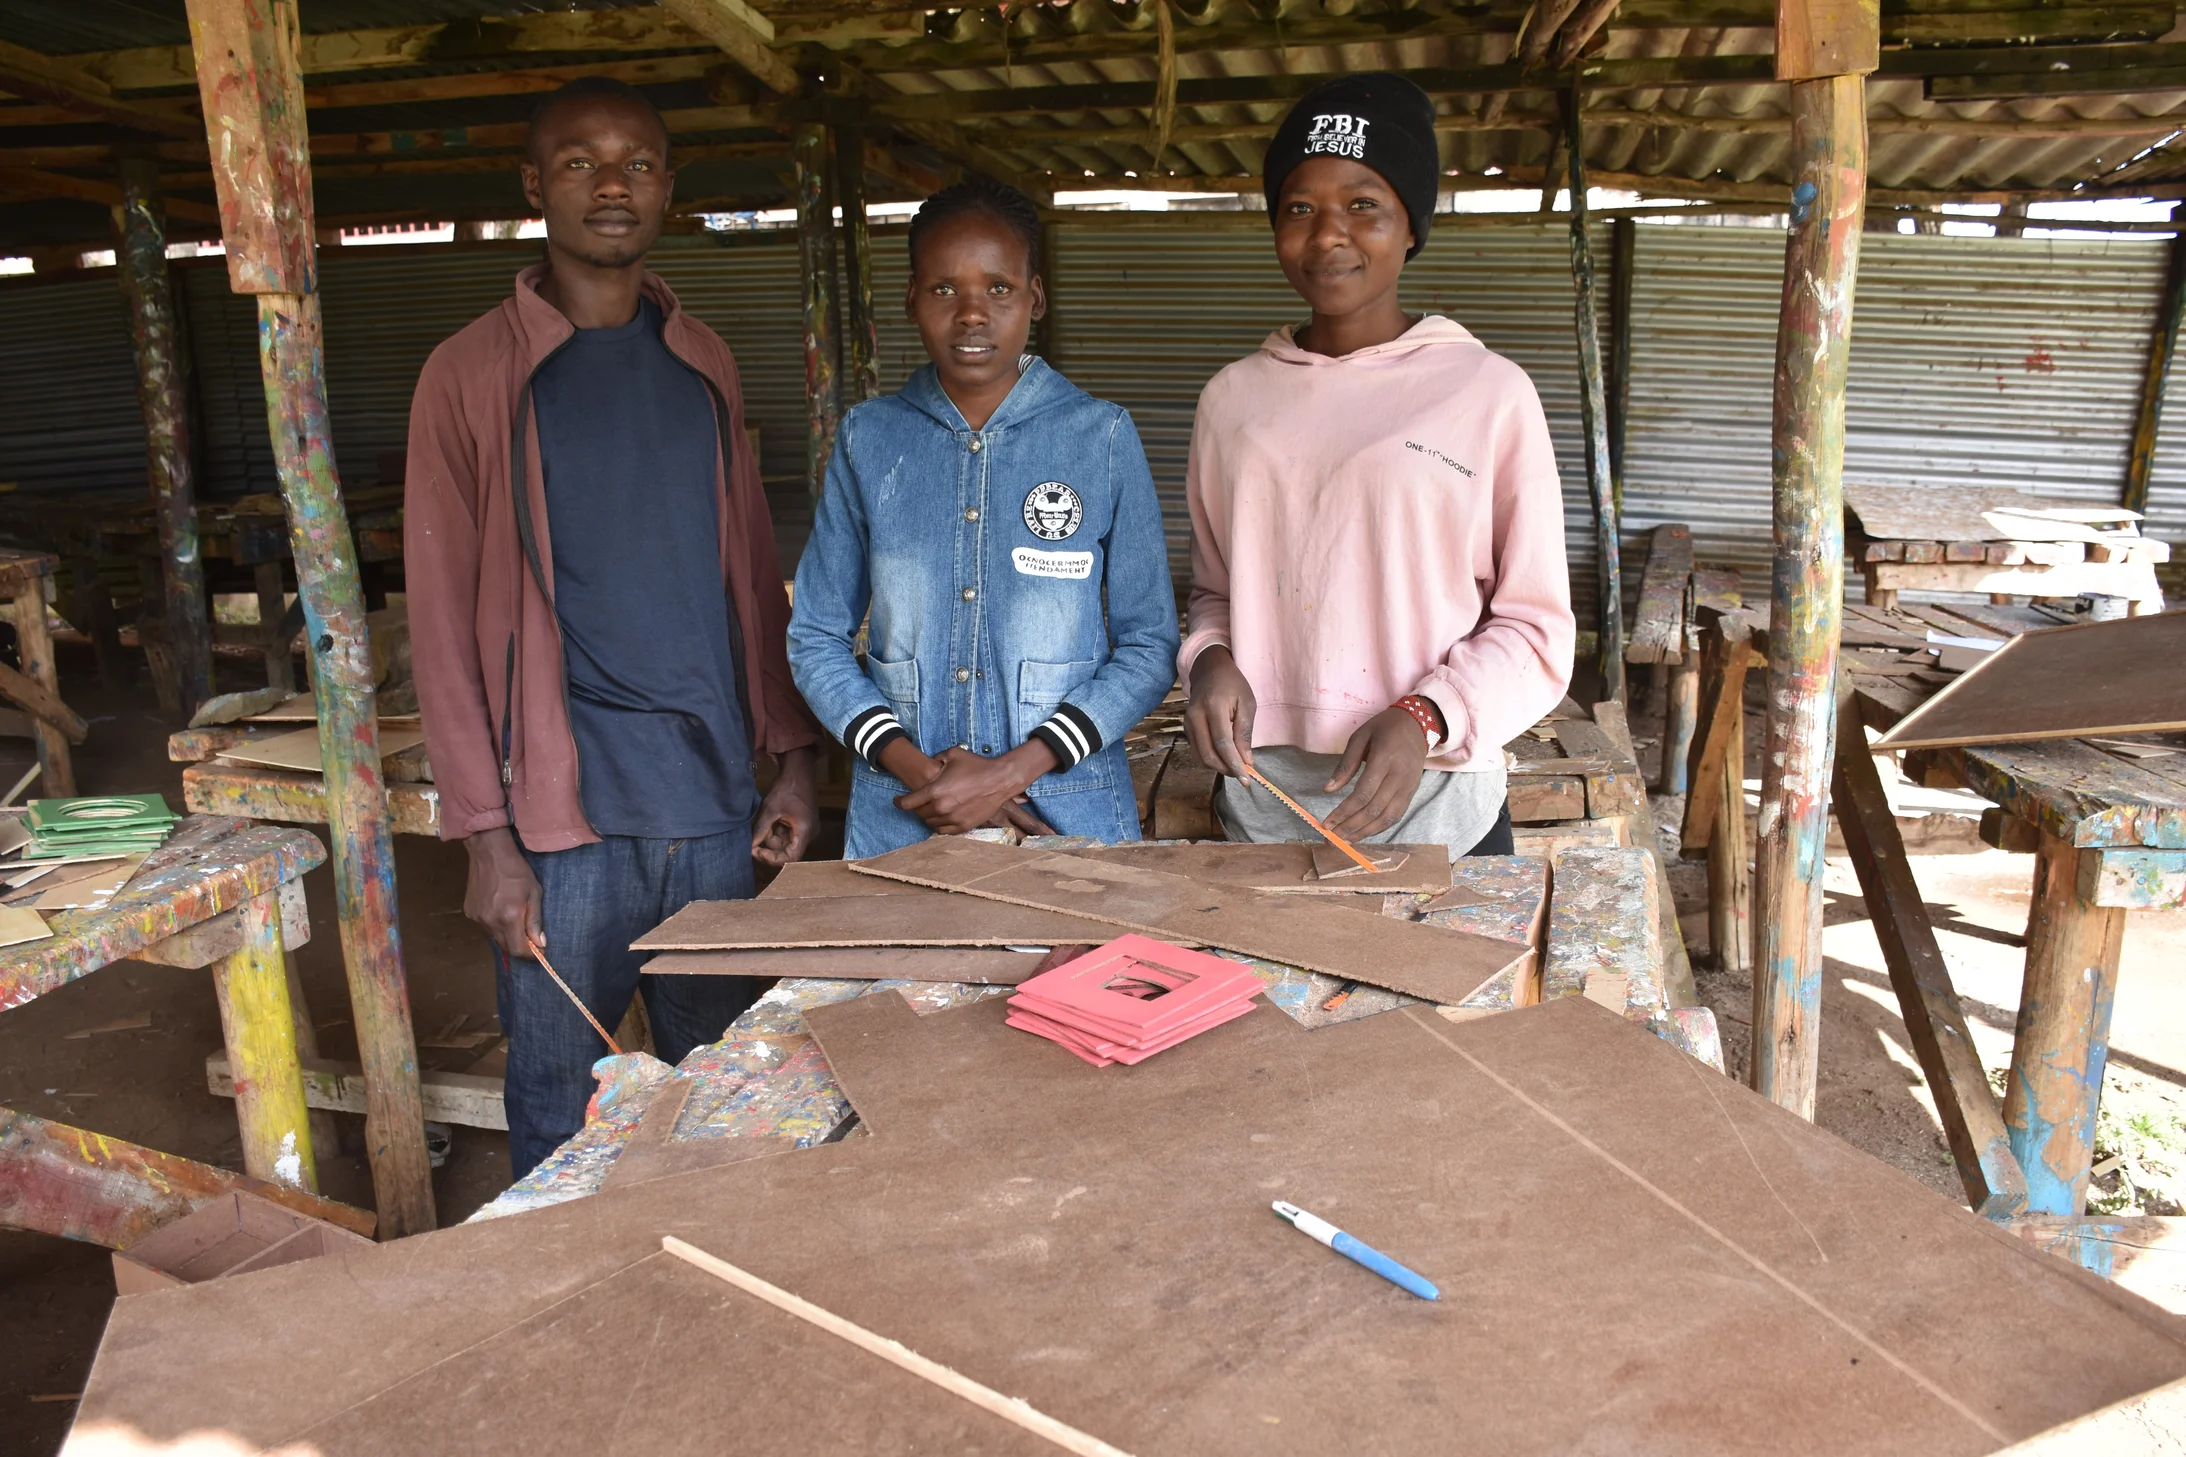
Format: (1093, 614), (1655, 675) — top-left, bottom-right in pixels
(0, 814), (375, 1246)
(470, 844), (1723, 1223)
(168, 721), (441, 835)
(1682, 593), (2186, 1225)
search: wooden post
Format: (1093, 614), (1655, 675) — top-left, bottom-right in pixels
(1561, 88), (1623, 698)
(1834, 695), (2027, 1217)
(1748, 62), (1868, 1120)
(2123, 227), (2186, 515)
(185, 0), (434, 1236)
(1709, 677), (1751, 977)
(1608, 214), (1636, 518)
(210, 889), (317, 1192)
(2003, 833), (2127, 1215)
(6, 562), (74, 798)
(113, 155), (213, 717)
(834, 123), (880, 404)
(1663, 655), (1699, 795)
(254, 558), (295, 692)
(793, 121), (844, 496)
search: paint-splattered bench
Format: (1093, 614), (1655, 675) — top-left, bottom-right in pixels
(469, 845), (1723, 1222)
(1678, 591), (2186, 1289)
(0, 814), (373, 1248)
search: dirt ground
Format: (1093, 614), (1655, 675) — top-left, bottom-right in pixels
(4, 648), (2183, 1456)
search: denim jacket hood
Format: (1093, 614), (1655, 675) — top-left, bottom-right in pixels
(789, 357), (1179, 856)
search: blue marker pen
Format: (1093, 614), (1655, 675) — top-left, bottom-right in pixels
(1272, 1200), (1439, 1301)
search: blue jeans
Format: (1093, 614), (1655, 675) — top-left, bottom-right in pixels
(495, 827), (765, 1177)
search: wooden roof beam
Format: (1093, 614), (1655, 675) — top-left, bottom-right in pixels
(0, 38), (201, 138)
(659, 0), (804, 96)
(0, 161), (219, 221)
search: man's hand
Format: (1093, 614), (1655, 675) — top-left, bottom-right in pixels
(751, 746), (820, 867)
(896, 742), (1059, 835)
(464, 826), (543, 959)
(1184, 646), (1256, 778)
(1321, 706), (1431, 841)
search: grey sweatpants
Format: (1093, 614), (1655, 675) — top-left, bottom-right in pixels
(1213, 745), (1507, 860)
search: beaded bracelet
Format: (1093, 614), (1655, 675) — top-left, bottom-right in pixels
(1394, 694), (1445, 751)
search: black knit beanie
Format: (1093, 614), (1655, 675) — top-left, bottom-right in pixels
(1262, 73), (1440, 259)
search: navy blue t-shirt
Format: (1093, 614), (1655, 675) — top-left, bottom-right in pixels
(532, 296), (754, 838)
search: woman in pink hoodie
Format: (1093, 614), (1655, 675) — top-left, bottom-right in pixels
(1181, 74), (1577, 859)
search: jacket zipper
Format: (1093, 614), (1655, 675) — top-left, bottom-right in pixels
(504, 342), (578, 806)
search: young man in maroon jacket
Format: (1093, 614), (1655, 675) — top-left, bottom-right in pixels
(404, 78), (820, 1176)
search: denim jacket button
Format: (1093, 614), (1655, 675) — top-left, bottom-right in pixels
(969, 437), (982, 453)
(964, 508), (979, 522)
(954, 667), (970, 682)
(962, 587), (977, 601)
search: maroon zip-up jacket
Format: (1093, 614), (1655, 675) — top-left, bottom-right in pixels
(404, 265), (819, 851)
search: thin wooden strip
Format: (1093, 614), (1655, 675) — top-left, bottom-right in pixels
(662, 1237), (1137, 1457)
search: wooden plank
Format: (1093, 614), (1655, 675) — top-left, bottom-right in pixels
(0, 1105), (372, 1249)
(1505, 776), (1589, 823)
(1842, 483), (2126, 544)
(1833, 697), (2028, 1217)
(182, 760), (442, 838)
(1564, 90), (1624, 698)
(1868, 559), (2162, 601)
(1956, 740), (2186, 850)
(1876, 614), (2186, 752)
(207, 1051), (507, 1133)
(848, 837), (1528, 1007)
(1628, 525), (1693, 665)
(1542, 847), (1664, 1019)
(1680, 611), (1760, 853)
(656, 0), (800, 95)
(1689, 566), (1742, 615)
(2076, 847), (2186, 909)
(216, 723), (425, 772)
(1553, 718), (1645, 818)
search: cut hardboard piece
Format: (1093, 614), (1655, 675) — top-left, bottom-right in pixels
(67, 994), (2186, 1456)
(1073, 839), (1446, 894)
(643, 946), (1042, 984)
(631, 890), (1129, 952)
(598, 1080), (799, 1192)
(214, 723), (427, 773)
(848, 837), (1537, 1007)
(1875, 613), (2186, 751)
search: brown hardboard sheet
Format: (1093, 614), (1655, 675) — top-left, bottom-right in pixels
(69, 994), (2186, 1456)
(598, 1080), (802, 1192)
(643, 946), (1042, 983)
(1073, 840), (1447, 894)
(849, 836), (1520, 1006)
(631, 889), (1127, 951)
(1875, 613), (2186, 751)
(216, 723), (426, 772)
(759, 859), (923, 899)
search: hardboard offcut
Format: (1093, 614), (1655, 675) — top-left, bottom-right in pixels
(631, 888), (1142, 953)
(768, 845), (1449, 898)
(1875, 613), (2186, 751)
(67, 993), (2186, 1457)
(847, 836), (1526, 1007)
(644, 946), (1044, 984)
(215, 724), (428, 773)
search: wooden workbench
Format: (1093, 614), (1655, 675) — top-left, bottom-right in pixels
(471, 842), (1723, 1222)
(0, 814), (374, 1247)
(168, 720), (440, 836)
(0, 548), (79, 798)
(1682, 592), (2186, 1238)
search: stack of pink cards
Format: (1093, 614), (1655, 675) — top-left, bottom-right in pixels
(1006, 934), (1264, 1067)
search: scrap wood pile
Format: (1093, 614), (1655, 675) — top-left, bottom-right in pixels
(1845, 482), (2170, 611)
(0, 794), (180, 944)
(168, 689), (429, 783)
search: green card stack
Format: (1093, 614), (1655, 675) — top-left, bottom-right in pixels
(24, 795), (179, 860)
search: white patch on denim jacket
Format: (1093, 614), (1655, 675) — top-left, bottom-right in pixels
(1012, 547), (1095, 579)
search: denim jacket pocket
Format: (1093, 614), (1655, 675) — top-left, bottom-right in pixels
(867, 654), (920, 743)
(1017, 658), (1111, 791)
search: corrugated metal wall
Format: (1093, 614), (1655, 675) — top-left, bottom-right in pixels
(1626, 227), (2174, 596)
(2, 217), (2182, 614)
(0, 274), (147, 494)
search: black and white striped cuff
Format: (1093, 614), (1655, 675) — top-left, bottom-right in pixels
(844, 705), (909, 772)
(1029, 704), (1102, 771)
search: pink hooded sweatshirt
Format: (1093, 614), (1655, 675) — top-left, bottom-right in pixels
(1179, 316), (1576, 770)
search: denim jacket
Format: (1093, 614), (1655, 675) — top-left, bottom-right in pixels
(789, 358), (1179, 857)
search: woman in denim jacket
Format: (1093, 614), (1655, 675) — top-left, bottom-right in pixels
(789, 181), (1178, 859)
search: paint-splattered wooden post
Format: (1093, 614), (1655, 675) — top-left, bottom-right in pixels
(208, 890), (316, 1191)
(1749, 0), (1873, 1118)
(113, 155), (213, 717)
(1608, 215), (1636, 519)
(183, 0), (435, 1236)
(1560, 88), (1622, 699)
(834, 123), (881, 404)
(2123, 228), (2186, 515)
(2004, 833), (2127, 1214)
(793, 122), (844, 495)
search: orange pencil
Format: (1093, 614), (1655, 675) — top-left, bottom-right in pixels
(527, 937), (625, 1056)
(1238, 764), (1380, 874)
